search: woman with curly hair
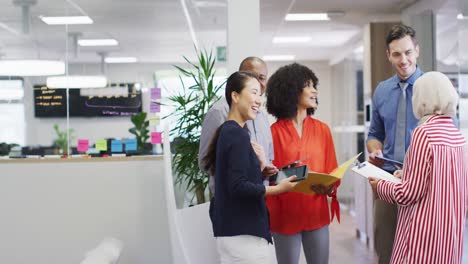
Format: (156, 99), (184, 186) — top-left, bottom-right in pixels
(265, 63), (339, 264)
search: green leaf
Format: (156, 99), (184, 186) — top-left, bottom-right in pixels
(167, 48), (222, 203)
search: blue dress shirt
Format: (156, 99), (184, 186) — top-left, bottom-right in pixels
(367, 68), (424, 171)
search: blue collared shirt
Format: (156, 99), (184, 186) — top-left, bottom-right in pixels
(367, 68), (424, 171)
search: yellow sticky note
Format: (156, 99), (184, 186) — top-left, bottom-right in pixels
(95, 139), (108, 151)
(149, 114), (161, 126)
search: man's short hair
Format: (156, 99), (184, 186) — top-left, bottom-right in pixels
(385, 24), (417, 49)
(238, 56), (266, 71)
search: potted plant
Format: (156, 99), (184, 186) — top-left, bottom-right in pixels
(53, 123), (75, 156)
(128, 112), (151, 152)
(167, 49), (225, 204)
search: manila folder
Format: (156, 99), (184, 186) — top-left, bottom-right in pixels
(293, 153), (361, 194)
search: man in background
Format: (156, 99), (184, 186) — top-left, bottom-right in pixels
(199, 57), (278, 193)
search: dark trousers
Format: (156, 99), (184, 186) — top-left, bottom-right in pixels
(374, 169), (398, 264)
(374, 200), (398, 264)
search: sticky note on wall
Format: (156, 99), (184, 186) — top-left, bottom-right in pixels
(95, 139), (108, 151)
(150, 101), (160, 113)
(125, 138), (137, 151)
(111, 140), (123, 152)
(150, 88), (161, 99)
(149, 114), (160, 126)
(77, 139), (89, 152)
(151, 132), (162, 144)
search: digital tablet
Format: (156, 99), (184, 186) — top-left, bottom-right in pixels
(274, 165), (308, 184)
(374, 156), (403, 166)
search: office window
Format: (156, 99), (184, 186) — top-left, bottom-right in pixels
(0, 80), (25, 145)
(0, 104), (25, 145)
(157, 74), (226, 138)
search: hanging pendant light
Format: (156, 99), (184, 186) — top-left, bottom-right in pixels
(46, 75), (107, 89)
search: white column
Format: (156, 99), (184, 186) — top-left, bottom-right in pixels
(227, 0), (260, 74)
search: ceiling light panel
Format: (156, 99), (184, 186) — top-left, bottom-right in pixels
(285, 13), (329, 21)
(273, 36), (311, 44)
(47, 76), (107, 89)
(273, 30), (358, 47)
(78, 39), (119, 47)
(40, 16), (93, 25)
(263, 55), (296, 61)
(104, 57), (138, 63)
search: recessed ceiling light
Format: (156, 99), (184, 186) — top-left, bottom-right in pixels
(263, 55), (296, 61)
(457, 13), (467, 20)
(194, 1), (226, 7)
(78, 39), (119, 47)
(273, 36), (311, 43)
(40, 16), (93, 25)
(285, 13), (329, 21)
(104, 57), (138, 63)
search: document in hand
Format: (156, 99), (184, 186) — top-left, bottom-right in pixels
(292, 153), (361, 194)
(351, 161), (401, 183)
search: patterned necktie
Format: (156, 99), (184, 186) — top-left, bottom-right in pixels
(394, 82), (408, 162)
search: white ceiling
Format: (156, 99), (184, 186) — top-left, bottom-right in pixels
(0, 0), (464, 66)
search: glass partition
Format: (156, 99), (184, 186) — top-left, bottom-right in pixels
(456, 0), (468, 138)
(436, 0), (468, 139)
(0, 0), (228, 158)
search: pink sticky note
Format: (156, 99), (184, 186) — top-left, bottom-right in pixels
(151, 132), (162, 144)
(150, 88), (161, 99)
(77, 139), (89, 152)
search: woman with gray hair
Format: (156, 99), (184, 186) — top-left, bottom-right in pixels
(369, 71), (468, 264)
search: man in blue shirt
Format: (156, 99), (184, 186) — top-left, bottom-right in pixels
(367, 24), (423, 264)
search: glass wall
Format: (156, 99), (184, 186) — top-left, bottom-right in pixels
(456, 0), (468, 138)
(0, 0), (227, 158)
(436, 0), (468, 138)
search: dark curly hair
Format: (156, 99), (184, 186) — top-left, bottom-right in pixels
(266, 63), (319, 120)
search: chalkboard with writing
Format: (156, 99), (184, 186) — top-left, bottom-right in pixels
(34, 84), (142, 117)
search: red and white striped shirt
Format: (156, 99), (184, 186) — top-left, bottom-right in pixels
(377, 115), (468, 264)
